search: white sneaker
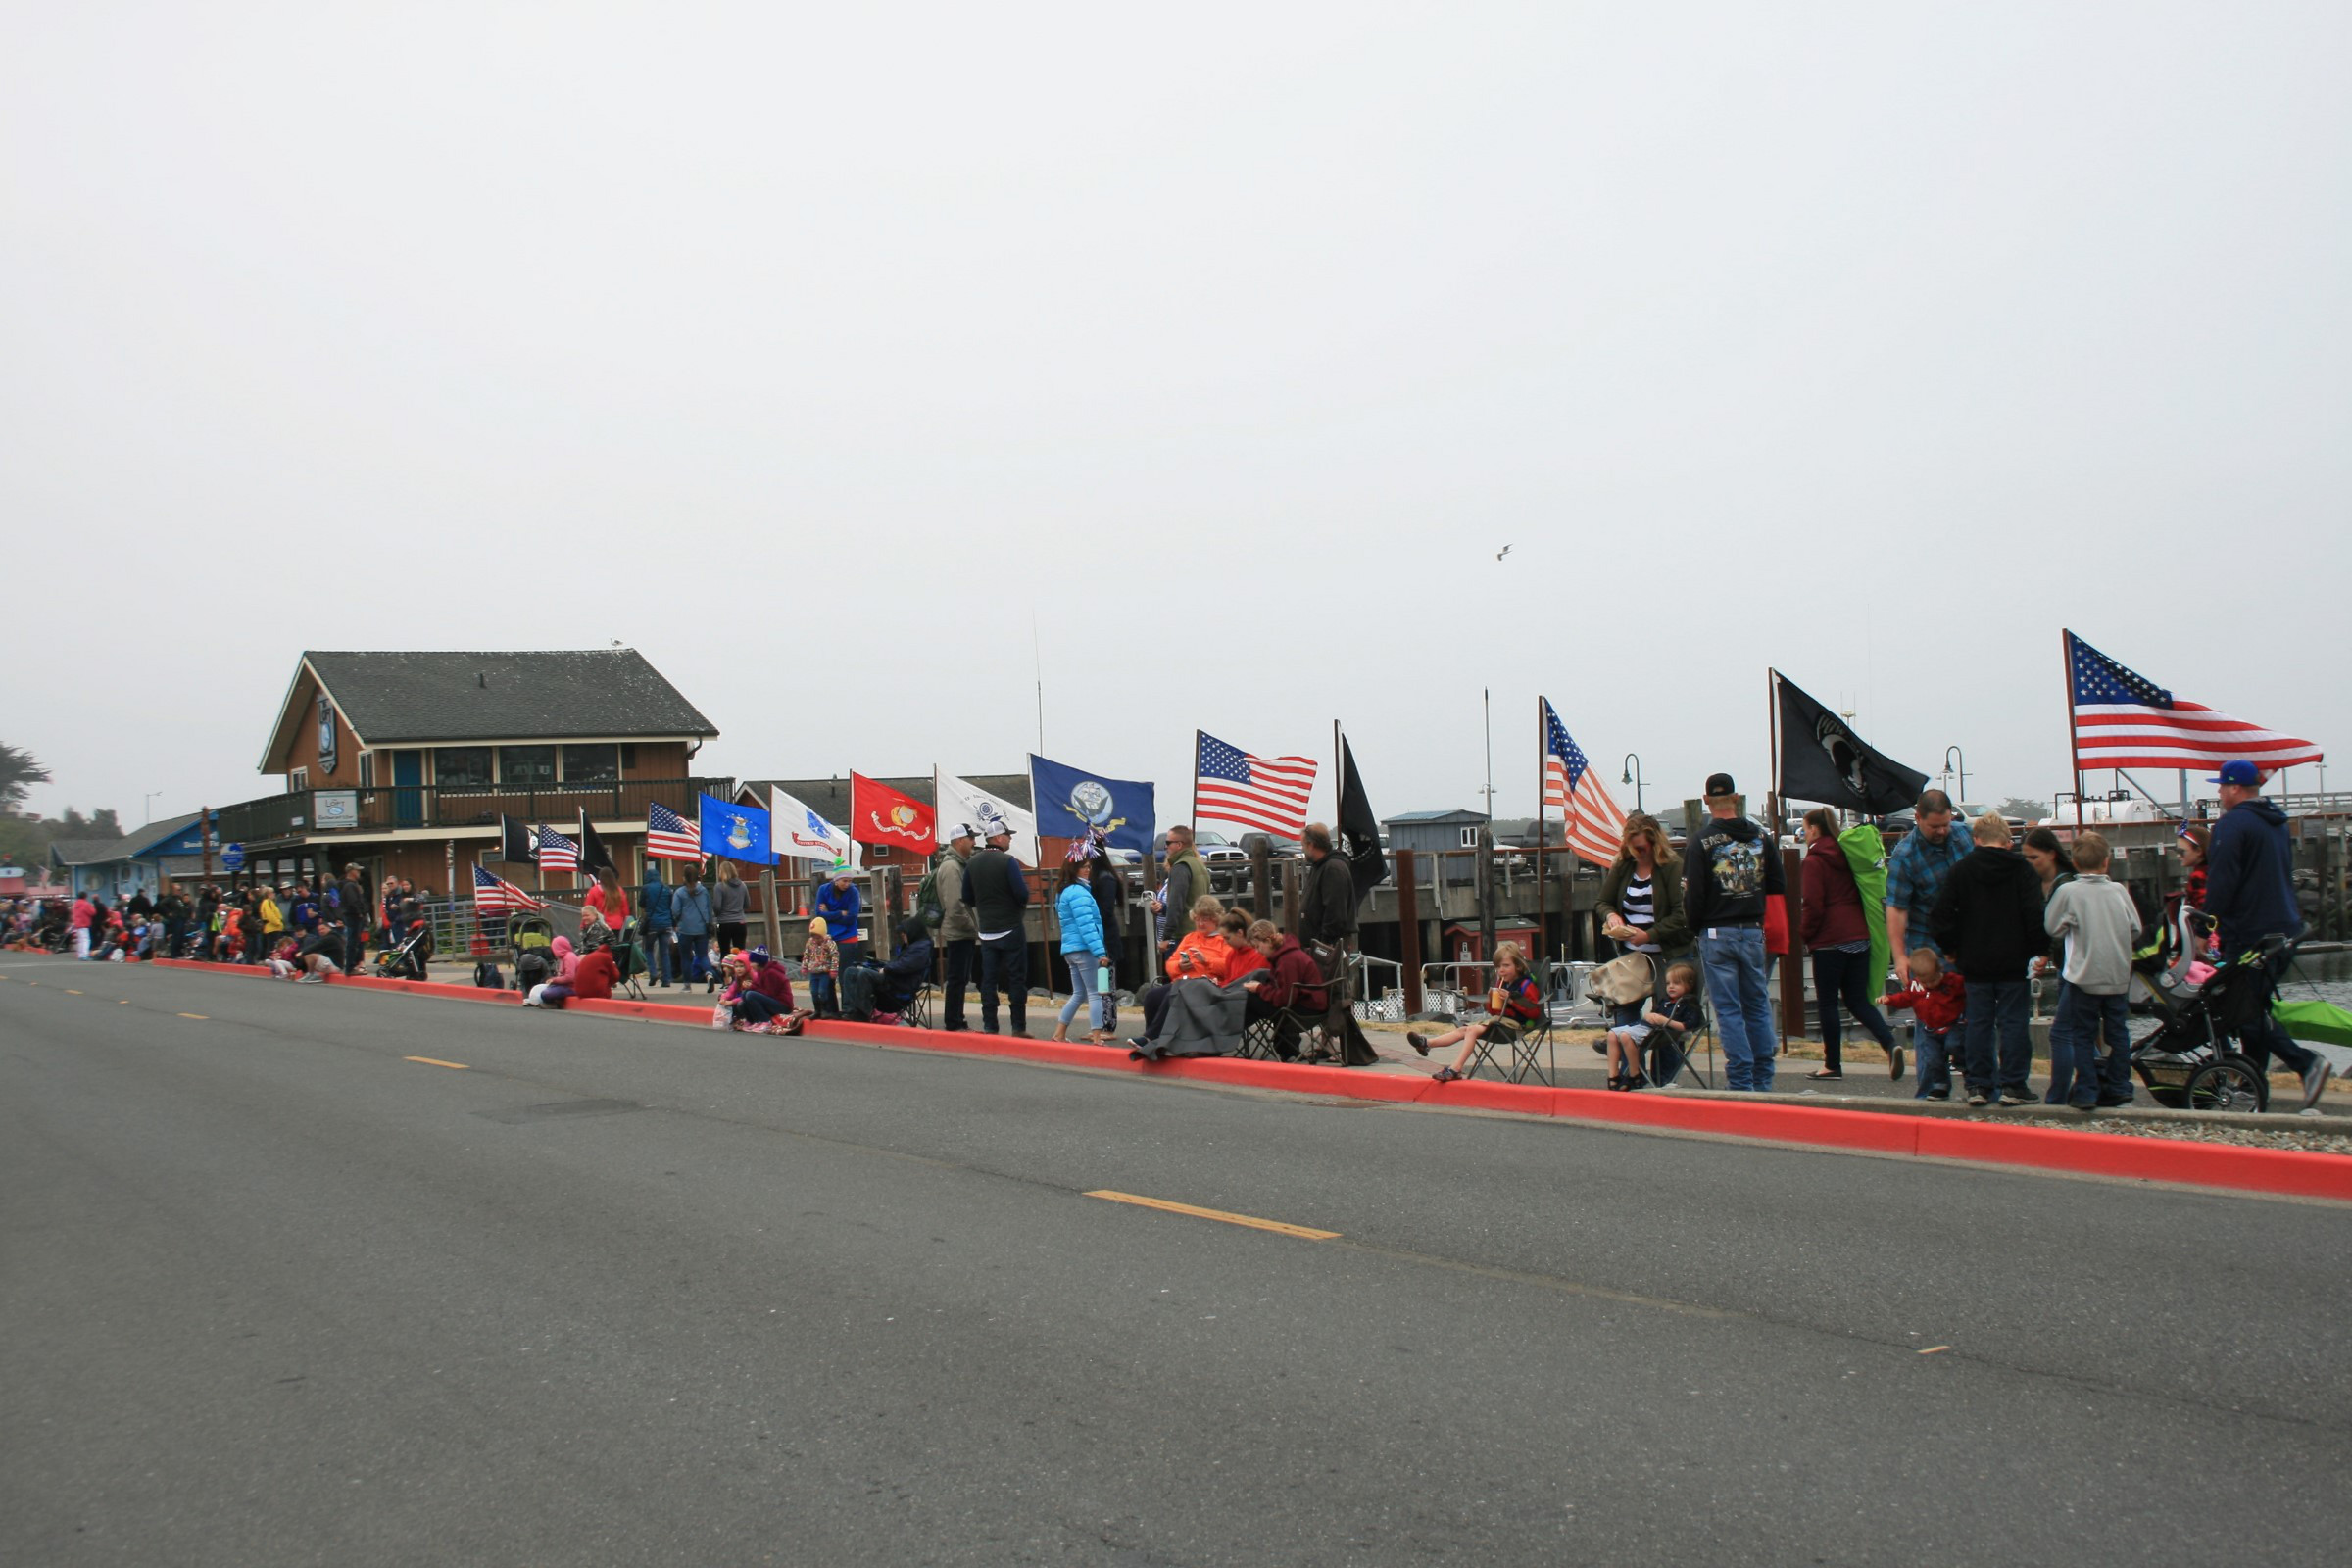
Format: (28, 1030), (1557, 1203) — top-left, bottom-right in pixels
(2302, 1059), (2335, 1112)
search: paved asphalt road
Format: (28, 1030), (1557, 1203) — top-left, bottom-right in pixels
(5, 956), (2348, 1566)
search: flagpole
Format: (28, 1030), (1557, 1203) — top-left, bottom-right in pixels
(1767, 667), (1781, 836)
(2061, 632), (2083, 830)
(1191, 730), (1201, 831)
(1535, 698), (1548, 966)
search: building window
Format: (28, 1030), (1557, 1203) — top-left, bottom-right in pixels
(437, 747), (494, 789)
(359, 752), (374, 787)
(501, 747), (557, 788)
(1459, 826), (1479, 848)
(290, 768), (310, 792)
(562, 744), (620, 784)
(620, 743), (638, 771)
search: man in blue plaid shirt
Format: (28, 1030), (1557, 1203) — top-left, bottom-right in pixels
(1886, 789), (1974, 983)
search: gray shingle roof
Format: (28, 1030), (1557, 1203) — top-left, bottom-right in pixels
(309, 650), (716, 744)
(47, 838), (135, 868)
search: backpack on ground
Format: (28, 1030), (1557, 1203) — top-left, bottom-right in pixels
(474, 960), (504, 990)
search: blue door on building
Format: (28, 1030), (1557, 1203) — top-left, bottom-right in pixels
(392, 750), (424, 828)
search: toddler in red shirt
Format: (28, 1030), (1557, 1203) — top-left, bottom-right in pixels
(1880, 948), (1967, 1101)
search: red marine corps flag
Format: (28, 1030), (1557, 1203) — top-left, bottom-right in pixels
(850, 773), (936, 859)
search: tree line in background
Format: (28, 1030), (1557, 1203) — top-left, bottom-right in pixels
(0, 743), (123, 870)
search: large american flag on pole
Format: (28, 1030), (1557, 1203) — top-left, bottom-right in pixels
(472, 864), (545, 914)
(1542, 699), (1628, 867)
(1194, 732), (1318, 839)
(534, 824), (579, 873)
(2067, 631), (2322, 773)
(646, 801), (702, 861)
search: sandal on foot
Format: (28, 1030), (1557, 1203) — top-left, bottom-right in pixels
(1430, 1066), (1460, 1084)
(1808, 1068), (1842, 1080)
(1407, 1031), (1430, 1056)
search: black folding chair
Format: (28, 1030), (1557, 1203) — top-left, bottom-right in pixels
(1240, 1005), (1321, 1062)
(1645, 1007), (1714, 1088)
(1467, 1012), (1555, 1085)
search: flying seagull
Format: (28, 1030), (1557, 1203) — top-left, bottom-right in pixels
(1495, 544), (1512, 561)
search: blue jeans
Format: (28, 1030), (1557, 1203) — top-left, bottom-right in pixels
(2051, 984), (2129, 1107)
(1963, 978), (2033, 1098)
(2238, 948), (2317, 1079)
(809, 973), (838, 1017)
(675, 932), (710, 984)
(1058, 951), (1107, 1032)
(1912, 1024), (1954, 1098)
(1699, 926), (1776, 1091)
(641, 927), (674, 984)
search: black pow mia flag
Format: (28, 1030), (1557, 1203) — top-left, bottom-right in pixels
(1337, 735), (1388, 906)
(1774, 671), (1929, 816)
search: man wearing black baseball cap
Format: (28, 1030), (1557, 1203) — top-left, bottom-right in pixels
(2206, 760), (2332, 1109)
(1683, 772), (1786, 1091)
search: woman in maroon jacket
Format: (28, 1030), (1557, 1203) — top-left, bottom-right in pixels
(1799, 808), (1902, 1080)
(1240, 920), (1330, 1060)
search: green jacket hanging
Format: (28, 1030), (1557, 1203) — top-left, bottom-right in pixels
(1839, 822), (1890, 989)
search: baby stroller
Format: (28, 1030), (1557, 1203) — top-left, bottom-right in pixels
(2129, 932), (2291, 1113)
(375, 917), (434, 981)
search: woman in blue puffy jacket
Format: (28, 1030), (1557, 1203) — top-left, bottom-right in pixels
(1053, 856), (1111, 1044)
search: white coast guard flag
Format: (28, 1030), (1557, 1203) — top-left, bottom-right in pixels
(935, 769), (1037, 851)
(767, 786), (861, 867)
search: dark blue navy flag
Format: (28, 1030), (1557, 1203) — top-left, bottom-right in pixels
(699, 792), (773, 864)
(1028, 755), (1156, 856)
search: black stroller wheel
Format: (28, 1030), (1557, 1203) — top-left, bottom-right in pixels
(2184, 1054), (2268, 1115)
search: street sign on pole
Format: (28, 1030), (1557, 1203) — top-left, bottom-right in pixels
(221, 842), (246, 872)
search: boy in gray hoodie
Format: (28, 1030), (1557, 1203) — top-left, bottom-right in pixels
(2041, 831), (2142, 1109)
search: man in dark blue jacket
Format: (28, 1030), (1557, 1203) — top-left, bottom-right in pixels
(2205, 761), (2330, 1109)
(639, 869), (676, 988)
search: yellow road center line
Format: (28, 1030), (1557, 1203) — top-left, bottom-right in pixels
(66, 989), (82, 994)
(177, 1012), (208, 1020)
(404, 1055), (469, 1070)
(1085, 1190), (1340, 1241)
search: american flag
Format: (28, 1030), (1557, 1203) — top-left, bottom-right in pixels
(1542, 699), (1628, 867)
(534, 824), (579, 873)
(472, 864), (544, 914)
(1194, 731), (1318, 838)
(2067, 631), (2322, 773)
(646, 801), (702, 861)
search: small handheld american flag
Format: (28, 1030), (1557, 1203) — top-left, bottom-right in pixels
(534, 825), (579, 873)
(473, 864), (545, 914)
(646, 802), (703, 861)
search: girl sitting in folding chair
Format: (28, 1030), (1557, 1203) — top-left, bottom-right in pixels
(1410, 942), (1544, 1084)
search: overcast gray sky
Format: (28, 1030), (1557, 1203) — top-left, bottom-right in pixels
(8, 3), (2347, 832)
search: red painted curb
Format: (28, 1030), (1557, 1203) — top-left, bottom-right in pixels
(145, 958), (2352, 1201)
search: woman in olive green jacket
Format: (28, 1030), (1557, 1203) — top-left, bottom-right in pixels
(1597, 813), (1692, 973)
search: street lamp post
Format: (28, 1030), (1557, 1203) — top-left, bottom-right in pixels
(143, 790), (163, 825)
(1621, 754), (1643, 814)
(1943, 747), (1966, 805)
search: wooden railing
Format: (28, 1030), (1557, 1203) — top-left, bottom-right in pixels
(212, 778), (735, 845)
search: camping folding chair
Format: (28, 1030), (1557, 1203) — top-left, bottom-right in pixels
(1467, 1012), (1555, 1085)
(1645, 1007), (1714, 1089)
(1240, 1005), (1320, 1062)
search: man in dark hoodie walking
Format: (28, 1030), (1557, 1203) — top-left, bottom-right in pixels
(1684, 773), (1784, 1091)
(1931, 813), (2046, 1107)
(2206, 761), (2332, 1109)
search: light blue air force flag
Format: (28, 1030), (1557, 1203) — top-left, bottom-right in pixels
(699, 792), (773, 864)
(1027, 755), (1156, 856)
